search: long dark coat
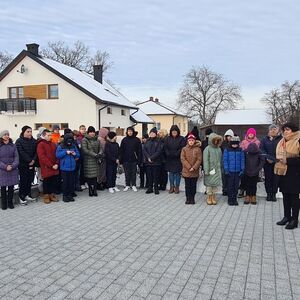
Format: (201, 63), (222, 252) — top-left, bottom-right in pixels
(164, 135), (185, 173)
(0, 139), (19, 186)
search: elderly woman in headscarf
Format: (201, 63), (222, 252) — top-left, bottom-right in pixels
(97, 127), (109, 190)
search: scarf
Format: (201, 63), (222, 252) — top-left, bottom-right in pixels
(275, 131), (300, 176)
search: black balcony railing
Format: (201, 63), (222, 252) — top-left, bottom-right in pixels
(0, 98), (37, 114)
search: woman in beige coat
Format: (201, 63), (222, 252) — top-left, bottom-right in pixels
(181, 133), (202, 204)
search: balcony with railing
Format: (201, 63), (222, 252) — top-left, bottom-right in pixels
(0, 98), (37, 114)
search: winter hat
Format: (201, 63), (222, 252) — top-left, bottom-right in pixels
(142, 133), (149, 139)
(247, 128), (256, 136)
(150, 127), (158, 135)
(224, 129), (234, 137)
(107, 131), (117, 140)
(64, 128), (72, 135)
(205, 128), (213, 136)
(0, 130), (9, 138)
(99, 128), (109, 139)
(187, 133), (196, 140)
(52, 124), (60, 131)
(37, 127), (46, 139)
(63, 133), (74, 146)
(21, 125), (31, 137)
(269, 124), (279, 130)
(87, 126), (96, 133)
(230, 136), (240, 145)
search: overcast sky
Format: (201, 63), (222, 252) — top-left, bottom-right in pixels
(1, 0), (299, 108)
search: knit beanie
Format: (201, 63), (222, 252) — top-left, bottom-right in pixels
(205, 128), (213, 136)
(150, 127), (158, 135)
(21, 125), (31, 137)
(247, 128), (256, 136)
(187, 133), (196, 140)
(52, 124), (60, 131)
(64, 128), (72, 135)
(37, 127), (46, 139)
(107, 131), (117, 140)
(87, 126), (96, 133)
(0, 130), (9, 139)
(269, 124), (278, 130)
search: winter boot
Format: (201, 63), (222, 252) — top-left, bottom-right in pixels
(63, 195), (70, 202)
(92, 185), (98, 197)
(244, 195), (250, 205)
(251, 195), (257, 205)
(1, 190), (7, 210)
(185, 197), (190, 205)
(271, 193), (277, 202)
(146, 188), (153, 194)
(190, 197), (195, 205)
(50, 194), (59, 202)
(207, 195), (213, 205)
(276, 216), (290, 226)
(154, 188), (160, 195)
(7, 188), (14, 209)
(174, 186), (180, 194)
(211, 194), (217, 205)
(285, 220), (298, 230)
(266, 193), (272, 201)
(169, 186), (174, 194)
(43, 194), (51, 204)
(88, 184), (93, 197)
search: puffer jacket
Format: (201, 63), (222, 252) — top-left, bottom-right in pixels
(143, 137), (163, 166)
(223, 146), (245, 174)
(81, 135), (101, 178)
(244, 143), (265, 177)
(15, 136), (37, 168)
(180, 140), (202, 177)
(203, 133), (223, 187)
(260, 134), (281, 163)
(56, 144), (80, 172)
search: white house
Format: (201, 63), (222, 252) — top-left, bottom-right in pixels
(0, 43), (152, 139)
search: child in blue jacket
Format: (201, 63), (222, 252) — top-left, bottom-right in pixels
(223, 136), (245, 205)
(56, 133), (80, 202)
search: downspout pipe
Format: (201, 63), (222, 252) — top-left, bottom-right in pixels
(98, 105), (108, 130)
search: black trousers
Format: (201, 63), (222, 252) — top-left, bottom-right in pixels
(244, 175), (258, 196)
(139, 165), (147, 188)
(43, 175), (59, 195)
(159, 163), (168, 189)
(61, 171), (75, 197)
(1, 186), (14, 208)
(184, 177), (198, 199)
(146, 165), (160, 190)
(222, 171), (228, 193)
(19, 167), (35, 200)
(263, 163), (279, 194)
(106, 163), (117, 188)
(79, 158), (85, 185)
(283, 193), (300, 221)
(86, 177), (97, 187)
(227, 172), (240, 203)
(123, 162), (137, 186)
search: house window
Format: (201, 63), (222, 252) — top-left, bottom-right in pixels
(60, 123), (69, 130)
(48, 84), (58, 99)
(9, 87), (24, 99)
(155, 122), (161, 130)
(35, 123), (43, 130)
(34, 123), (68, 130)
(121, 109), (126, 116)
(107, 107), (112, 114)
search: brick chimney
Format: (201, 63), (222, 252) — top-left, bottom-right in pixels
(150, 96), (154, 101)
(154, 98), (159, 102)
(93, 65), (103, 84)
(26, 43), (39, 56)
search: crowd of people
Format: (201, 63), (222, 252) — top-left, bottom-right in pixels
(0, 121), (299, 229)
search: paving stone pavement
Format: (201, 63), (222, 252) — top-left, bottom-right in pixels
(0, 188), (300, 300)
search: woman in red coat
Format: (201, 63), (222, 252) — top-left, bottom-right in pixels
(37, 129), (59, 204)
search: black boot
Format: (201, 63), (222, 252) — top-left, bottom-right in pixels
(7, 187), (14, 209)
(190, 197), (195, 205)
(92, 185), (98, 196)
(154, 188), (160, 195)
(63, 195), (70, 202)
(88, 184), (93, 197)
(185, 197), (190, 204)
(276, 216), (290, 226)
(1, 189), (7, 210)
(271, 193), (277, 202)
(266, 193), (272, 201)
(146, 187), (153, 194)
(285, 220), (298, 230)
(68, 196), (75, 202)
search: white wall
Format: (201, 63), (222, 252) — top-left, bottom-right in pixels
(0, 56), (132, 139)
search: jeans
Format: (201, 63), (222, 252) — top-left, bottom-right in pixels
(19, 167), (35, 200)
(184, 177), (198, 199)
(227, 172), (240, 203)
(61, 171), (75, 197)
(106, 163), (117, 188)
(169, 172), (181, 187)
(123, 162), (137, 186)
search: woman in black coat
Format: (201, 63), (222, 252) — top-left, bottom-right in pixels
(164, 125), (185, 194)
(275, 122), (300, 230)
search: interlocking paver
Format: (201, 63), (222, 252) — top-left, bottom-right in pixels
(0, 188), (299, 299)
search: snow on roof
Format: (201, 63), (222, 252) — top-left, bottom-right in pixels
(137, 100), (186, 116)
(130, 108), (155, 124)
(39, 57), (136, 109)
(215, 109), (271, 125)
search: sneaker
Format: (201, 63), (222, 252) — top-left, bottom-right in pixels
(109, 188), (115, 193)
(25, 195), (36, 201)
(123, 186), (130, 192)
(81, 184), (87, 190)
(19, 198), (28, 205)
(113, 187), (120, 192)
(132, 186), (138, 192)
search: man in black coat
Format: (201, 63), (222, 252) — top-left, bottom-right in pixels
(16, 126), (37, 204)
(120, 127), (142, 192)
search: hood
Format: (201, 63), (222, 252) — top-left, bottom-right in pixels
(169, 125), (180, 137)
(99, 128), (109, 139)
(224, 129), (234, 137)
(63, 133), (74, 148)
(126, 126), (135, 137)
(208, 133), (222, 147)
(247, 143), (260, 154)
(0, 138), (13, 146)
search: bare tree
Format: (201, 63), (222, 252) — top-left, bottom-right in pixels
(178, 66), (242, 125)
(0, 51), (13, 72)
(40, 40), (113, 74)
(262, 81), (300, 126)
